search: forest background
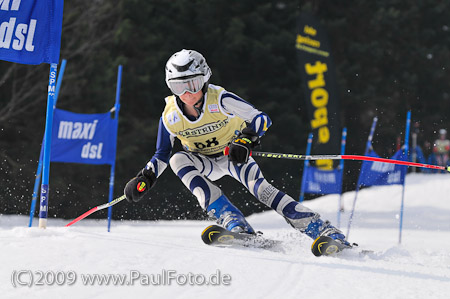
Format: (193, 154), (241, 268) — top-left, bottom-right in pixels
(1, 0), (449, 221)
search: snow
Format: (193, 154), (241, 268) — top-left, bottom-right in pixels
(1, 173), (450, 299)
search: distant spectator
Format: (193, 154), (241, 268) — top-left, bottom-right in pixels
(433, 129), (450, 167)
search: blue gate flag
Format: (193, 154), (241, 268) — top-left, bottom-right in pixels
(0, 0), (64, 65)
(50, 108), (117, 165)
(358, 149), (407, 186)
(303, 166), (343, 194)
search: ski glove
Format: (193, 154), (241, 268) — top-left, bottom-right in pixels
(227, 127), (260, 165)
(124, 167), (157, 202)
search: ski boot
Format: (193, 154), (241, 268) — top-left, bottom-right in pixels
(207, 195), (255, 234)
(305, 218), (352, 256)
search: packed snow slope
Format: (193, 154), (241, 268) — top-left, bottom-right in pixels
(1, 173), (450, 299)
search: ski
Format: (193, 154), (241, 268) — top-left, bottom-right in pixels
(311, 235), (378, 258)
(201, 225), (282, 251)
(202, 225), (375, 257)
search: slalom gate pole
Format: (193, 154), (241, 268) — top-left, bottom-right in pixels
(29, 59), (67, 227)
(65, 195), (126, 227)
(347, 117), (378, 238)
(337, 127), (347, 228)
(251, 151), (450, 172)
(107, 65), (123, 232)
(398, 111), (411, 244)
(38, 63), (58, 229)
(299, 133), (313, 203)
(29, 146), (44, 227)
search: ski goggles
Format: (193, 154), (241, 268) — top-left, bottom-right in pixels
(168, 76), (204, 96)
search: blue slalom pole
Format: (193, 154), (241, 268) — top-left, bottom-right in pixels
(299, 133), (313, 202)
(398, 111), (411, 244)
(107, 65), (123, 232)
(337, 127), (347, 228)
(29, 59), (66, 227)
(29, 145), (43, 227)
(38, 63), (58, 228)
(346, 117), (378, 238)
(53, 59), (67, 107)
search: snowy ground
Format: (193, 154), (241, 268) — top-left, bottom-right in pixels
(1, 173), (450, 299)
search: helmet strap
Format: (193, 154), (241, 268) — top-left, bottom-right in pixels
(193, 96), (204, 115)
(202, 80), (210, 94)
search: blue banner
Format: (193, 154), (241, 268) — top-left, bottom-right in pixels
(358, 149), (407, 186)
(303, 166), (343, 194)
(0, 0), (64, 65)
(50, 108), (117, 165)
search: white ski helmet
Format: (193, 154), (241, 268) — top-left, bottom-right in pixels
(439, 129), (447, 135)
(165, 49), (212, 96)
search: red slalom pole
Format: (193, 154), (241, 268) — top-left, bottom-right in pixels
(252, 151), (450, 173)
(65, 195), (126, 227)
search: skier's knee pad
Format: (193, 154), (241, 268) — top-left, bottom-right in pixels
(207, 195), (255, 234)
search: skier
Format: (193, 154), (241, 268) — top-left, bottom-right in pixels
(433, 129), (450, 167)
(123, 49), (350, 249)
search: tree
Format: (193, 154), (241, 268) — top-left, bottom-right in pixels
(1, 0), (450, 221)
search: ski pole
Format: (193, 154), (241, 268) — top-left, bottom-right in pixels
(65, 195), (126, 227)
(251, 151), (450, 172)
